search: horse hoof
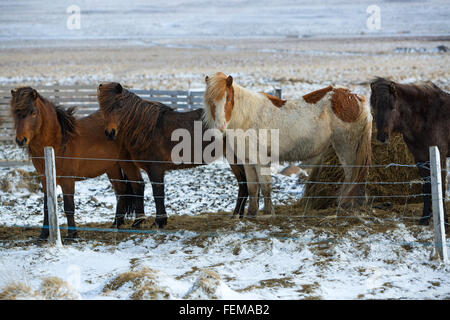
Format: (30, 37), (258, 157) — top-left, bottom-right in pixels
(111, 222), (124, 229)
(63, 237), (78, 244)
(131, 218), (146, 229)
(35, 237), (48, 245)
(418, 217), (430, 226)
(154, 217), (167, 229)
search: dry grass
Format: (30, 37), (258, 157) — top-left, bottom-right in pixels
(0, 168), (41, 193)
(0, 38), (449, 92)
(0, 277), (79, 300)
(103, 267), (170, 300)
(184, 269), (222, 299)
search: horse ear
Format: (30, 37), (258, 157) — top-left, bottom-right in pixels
(115, 83), (123, 93)
(10, 89), (16, 96)
(32, 89), (38, 100)
(226, 75), (233, 87)
(205, 75), (209, 83)
(370, 83), (374, 90)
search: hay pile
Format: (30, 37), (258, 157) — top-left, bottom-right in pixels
(297, 124), (422, 210)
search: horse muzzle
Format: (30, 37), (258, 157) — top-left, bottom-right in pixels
(15, 137), (27, 147)
(105, 129), (117, 141)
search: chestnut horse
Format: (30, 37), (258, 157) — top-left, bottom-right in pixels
(97, 82), (249, 227)
(203, 72), (372, 216)
(370, 77), (449, 229)
(10, 87), (145, 240)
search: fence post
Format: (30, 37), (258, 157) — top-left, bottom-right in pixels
(44, 146), (62, 247)
(429, 146), (447, 262)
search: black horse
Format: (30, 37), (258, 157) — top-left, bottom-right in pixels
(370, 77), (449, 229)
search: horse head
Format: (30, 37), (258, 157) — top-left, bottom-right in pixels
(97, 82), (123, 140)
(204, 72), (234, 133)
(10, 87), (43, 147)
(370, 78), (399, 144)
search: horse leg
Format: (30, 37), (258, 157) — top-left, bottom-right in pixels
(417, 163), (432, 226)
(120, 162), (146, 228)
(244, 164), (259, 217)
(257, 164), (274, 216)
(106, 169), (129, 228)
(147, 167), (167, 228)
(38, 189), (50, 241)
(229, 163), (248, 218)
(61, 181), (78, 240)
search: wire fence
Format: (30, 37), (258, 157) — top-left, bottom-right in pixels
(0, 153), (448, 248)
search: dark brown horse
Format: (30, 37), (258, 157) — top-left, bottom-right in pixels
(97, 82), (249, 228)
(370, 78), (449, 229)
(10, 87), (145, 240)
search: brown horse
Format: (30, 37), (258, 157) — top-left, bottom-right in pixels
(370, 77), (449, 229)
(97, 82), (249, 228)
(10, 87), (145, 240)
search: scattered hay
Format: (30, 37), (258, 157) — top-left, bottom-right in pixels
(0, 177), (12, 192)
(39, 277), (80, 300)
(0, 282), (37, 300)
(298, 124), (422, 210)
(0, 277), (79, 300)
(2, 168), (42, 193)
(184, 269), (222, 299)
(103, 267), (170, 300)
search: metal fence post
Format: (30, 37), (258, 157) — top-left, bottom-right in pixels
(44, 146), (62, 247)
(429, 146), (447, 262)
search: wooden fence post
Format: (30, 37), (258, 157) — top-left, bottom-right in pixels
(44, 146), (62, 247)
(429, 146), (447, 262)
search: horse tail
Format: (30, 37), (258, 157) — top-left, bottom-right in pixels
(345, 96), (372, 203)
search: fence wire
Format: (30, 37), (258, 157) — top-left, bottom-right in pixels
(0, 154), (448, 246)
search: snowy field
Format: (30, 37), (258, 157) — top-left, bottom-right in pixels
(0, 143), (449, 300)
(1, 0), (449, 301)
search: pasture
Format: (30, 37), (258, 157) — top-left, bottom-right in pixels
(0, 35), (449, 300)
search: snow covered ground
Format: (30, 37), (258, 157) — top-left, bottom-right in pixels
(0, 0), (449, 300)
(0, 222), (449, 299)
(0, 143), (449, 300)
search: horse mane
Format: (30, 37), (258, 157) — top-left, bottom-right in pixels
(204, 72), (228, 108)
(98, 83), (173, 150)
(11, 87), (79, 146)
(371, 77), (449, 107)
(54, 105), (78, 145)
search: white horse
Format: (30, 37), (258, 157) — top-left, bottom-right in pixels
(203, 72), (373, 216)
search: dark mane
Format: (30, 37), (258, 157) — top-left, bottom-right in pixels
(54, 105), (78, 145)
(98, 84), (173, 150)
(10, 86), (35, 119)
(370, 77), (449, 111)
(11, 87), (79, 146)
